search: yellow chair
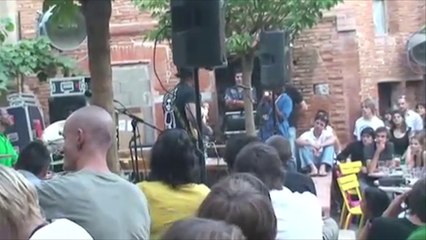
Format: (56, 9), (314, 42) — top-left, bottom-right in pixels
(337, 174), (364, 229)
(338, 161), (362, 176)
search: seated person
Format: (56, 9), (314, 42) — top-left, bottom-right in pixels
(316, 110), (342, 153)
(138, 129), (210, 239)
(406, 131), (425, 170)
(162, 217), (246, 240)
(359, 178), (426, 240)
(336, 127), (375, 165)
(364, 127), (395, 174)
(407, 226), (426, 240)
(266, 135), (315, 193)
(14, 140), (51, 186)
(234, 143), (328, 240)
(0, 166), (92, 239)
(224, 70), (257, 111)
(296, 114), (336, 176)
(224, 135), (260, 170)
(36, 106), (150, 239)
(198, 173), (277, 240)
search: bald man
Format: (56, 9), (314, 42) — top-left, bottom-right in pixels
(36, 106), (150, 239)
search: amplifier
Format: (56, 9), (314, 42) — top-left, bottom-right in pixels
(49, 76), (89, 97)
(5, 105), (45, 152)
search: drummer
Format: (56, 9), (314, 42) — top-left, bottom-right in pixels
(0, 108), (18, 167)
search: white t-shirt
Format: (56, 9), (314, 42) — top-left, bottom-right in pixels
(404, 109), (424, 132)
(30, 219), (93, 240)
(270, 187), (323, 240)
(353, 116), (384, 140)
(300, 128), (334, 147)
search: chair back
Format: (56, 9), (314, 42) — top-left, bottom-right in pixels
(337, 174), (362, 209)
(338, 161), (362, 177)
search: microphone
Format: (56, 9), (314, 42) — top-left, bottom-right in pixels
(84, 90), (92, 98)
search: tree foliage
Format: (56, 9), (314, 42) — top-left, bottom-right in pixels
(0, 18), (77, 90)
(134, 0), (341, 135)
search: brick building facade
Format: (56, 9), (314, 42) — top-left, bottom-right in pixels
(11, 0), (426, 144)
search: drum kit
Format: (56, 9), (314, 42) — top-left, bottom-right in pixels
(41, 120), (66, 169)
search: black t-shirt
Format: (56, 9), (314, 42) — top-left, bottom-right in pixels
(390, 128), (411, 156)
(336, 141), (366, 164)
(174, 82), (196, 130)
(285, 85), (303, 127)
(284, 171), (317, 195)
(364, 142), (395, 161)
(368, 217), (420, 240)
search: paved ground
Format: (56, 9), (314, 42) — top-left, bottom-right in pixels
(312, 174), (332, 216)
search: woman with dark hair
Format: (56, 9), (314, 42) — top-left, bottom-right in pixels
(389, 110), (411, 157)
(336, 127), (375, 164)
(137, 129), (210, 239)
(360, 187), (391, 220)
(0, 108), (18, 167)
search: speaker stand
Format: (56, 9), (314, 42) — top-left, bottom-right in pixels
(193, 68), (207, 184)
(272, 92), (278, 134)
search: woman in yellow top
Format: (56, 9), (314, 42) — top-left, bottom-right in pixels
(0, 108), (18, 167)
(137, 129), (210, 240)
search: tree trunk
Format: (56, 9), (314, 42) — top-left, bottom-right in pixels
(82, 0), (119, 174)
(241, 53), (256, 136)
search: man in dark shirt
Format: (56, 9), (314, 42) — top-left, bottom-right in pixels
(336, 127), (375, 165)
(363, 127), (395, 174)
(284, 84), (308, 162)
(172, 68), (212, 138)
(265, 135), (316, 195)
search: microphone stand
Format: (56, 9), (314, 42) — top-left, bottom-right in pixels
(114, 100), (162, 183)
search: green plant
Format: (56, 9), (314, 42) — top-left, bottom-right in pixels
(0, 37), (77, 90)
(0, 17), (14, 44)
(133, 0), (342, 135)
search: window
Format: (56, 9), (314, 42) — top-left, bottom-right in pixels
(372, 0), (388, 35)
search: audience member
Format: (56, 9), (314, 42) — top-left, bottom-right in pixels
(407, 226), (426, 240)
(406, 131), (425, 169)
(336, 127), (375, 165)
(219, 173), (271, 199)
(361, 178), (426, 240)
(297, 114), (336, 176)
(138, 129), (209, 239)
(36, 106), (150, 239)
(14, 140), (51, 186)
(265, 135), (316, 195)
(0, 108), (18, 167)
(198, 173), (277, 240)
(360, 187), (391, 220)
(353, 98), (385, 140)
(364, 127), (395, 174)
(224, 135), (260, 169)
(0, 165), (92, 239)
(162, 217), (246, 240)
(415, 103), (425, 129)
(234, 143), (337, 240)
(389, 110), (412, 157)
(397, 96), (423, 132)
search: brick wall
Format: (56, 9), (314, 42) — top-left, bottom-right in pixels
(15, 0), (425, 144)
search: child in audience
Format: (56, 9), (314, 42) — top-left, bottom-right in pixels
(198, 173), (277, 240)
(138, 129), (210, 239)
(162, 217), (246, 240)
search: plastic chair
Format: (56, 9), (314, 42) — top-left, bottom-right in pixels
(337, 161), (363, 177)
(337, 174), (364, 229)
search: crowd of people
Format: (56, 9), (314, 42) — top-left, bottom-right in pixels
(0, 103), (425, 240)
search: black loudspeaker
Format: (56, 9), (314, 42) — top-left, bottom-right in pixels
(259, 30), (291, 90)
(171, 0), (226, 68)
(48, 96), (87, 123)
